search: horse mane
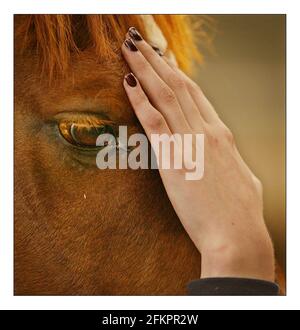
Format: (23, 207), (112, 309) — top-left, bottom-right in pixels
(15, 14), (213, 81)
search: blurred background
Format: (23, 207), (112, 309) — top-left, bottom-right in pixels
(195, 15), (286, 271)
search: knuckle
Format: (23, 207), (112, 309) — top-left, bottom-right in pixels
(158, 86), (177, 105)
(133, 93), (148, 109)
(208, 133), (220, 146)
(134, 59), (148, 72)
(168, 72), (186, 90)
(204, 126), (220, 146)
(144, 111), (165, 130)
(214, 124), (235, 146)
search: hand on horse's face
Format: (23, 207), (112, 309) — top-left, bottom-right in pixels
(122, 27), (275, 282)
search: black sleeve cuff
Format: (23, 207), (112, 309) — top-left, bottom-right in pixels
(187, 278), (280, 296)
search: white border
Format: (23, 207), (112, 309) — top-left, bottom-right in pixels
(1, 0), (299, 310)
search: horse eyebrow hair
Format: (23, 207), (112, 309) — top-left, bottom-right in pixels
(55, 110), (113, 121)
(83, 114), (114, 126)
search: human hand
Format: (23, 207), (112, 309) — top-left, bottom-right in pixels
(122, 27), (275, 282)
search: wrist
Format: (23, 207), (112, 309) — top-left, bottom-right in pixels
(200, 234), (275, 282)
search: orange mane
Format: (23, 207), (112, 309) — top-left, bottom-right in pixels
(15, 14), (213, 80)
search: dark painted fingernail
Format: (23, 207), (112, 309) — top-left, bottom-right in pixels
(124, 38), (138, 52)
(128, 27), (143, 41)
(151, 45), (164, 56)
(125, 73), (137, 87)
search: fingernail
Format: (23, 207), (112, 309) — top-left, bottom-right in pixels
(125, 73), (137, 87)
(124, 38), (138, 52)
(151, 45), (164, 56)
(128, 27), (143, 41)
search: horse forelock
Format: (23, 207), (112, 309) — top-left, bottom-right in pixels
(15, 14), (209, 82)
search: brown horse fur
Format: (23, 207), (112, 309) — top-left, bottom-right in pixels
(14, 14), (284, 295)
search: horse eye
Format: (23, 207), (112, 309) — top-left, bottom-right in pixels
(58, 118), (116, 148)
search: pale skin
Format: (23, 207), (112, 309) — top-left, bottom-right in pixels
(122, 28), (275, 282)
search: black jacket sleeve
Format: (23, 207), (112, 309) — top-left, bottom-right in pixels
(187, 278), (279, 296)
